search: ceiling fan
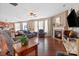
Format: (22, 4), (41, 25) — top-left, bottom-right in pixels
(10, 3), (18, 6)
(29, 12), (37, 17)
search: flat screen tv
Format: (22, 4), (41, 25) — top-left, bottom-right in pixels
(67, 9), (79, 27)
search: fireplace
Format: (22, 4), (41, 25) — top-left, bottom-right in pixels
(55, 30), (62, 39)
(53, 27), (64, 40)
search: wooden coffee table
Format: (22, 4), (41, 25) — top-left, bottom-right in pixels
(13, 39), (39, 56)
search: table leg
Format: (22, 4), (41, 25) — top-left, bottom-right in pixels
(35, 45), (38, 56)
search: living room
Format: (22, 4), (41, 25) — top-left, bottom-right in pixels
(0, 3), (79, 56)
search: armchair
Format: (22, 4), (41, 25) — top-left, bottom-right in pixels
(38, 29), (45, 38)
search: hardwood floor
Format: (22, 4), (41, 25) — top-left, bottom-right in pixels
(27, 36), (66, 56)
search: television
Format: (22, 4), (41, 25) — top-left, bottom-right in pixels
(67, 9), (79, 27)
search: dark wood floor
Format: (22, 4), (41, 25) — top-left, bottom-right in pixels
(27, 36), (66, 56)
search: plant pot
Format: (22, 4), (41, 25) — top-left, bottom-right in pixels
(21, 41), (28, 46)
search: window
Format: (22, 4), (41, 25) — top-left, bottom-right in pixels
(34, 19), (48, 33)
(22, 22), (27, 30)
(38, 21), (44, 29)
(45, 20), (48, 32)
(15, 23), (20, 31)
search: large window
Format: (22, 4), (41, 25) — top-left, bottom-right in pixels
(38, 21), (44, 29)
(15, 23), (20, 31)
(45, 20), (48, 33)
(34, 19), (48, 33)
(22, 22), (27, 30)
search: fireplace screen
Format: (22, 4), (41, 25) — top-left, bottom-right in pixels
(55, 30), (62, 39)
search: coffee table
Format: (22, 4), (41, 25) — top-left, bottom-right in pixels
(13, 39), (39, 56)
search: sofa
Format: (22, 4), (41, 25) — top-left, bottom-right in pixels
(15, 30), (37, 38)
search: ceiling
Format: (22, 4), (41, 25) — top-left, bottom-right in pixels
(0, 3), (79, 22)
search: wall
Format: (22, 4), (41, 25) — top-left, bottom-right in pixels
(47, 10), (68, 36)
(0, 22), (6, 28)
(0, 22), (15, 30)
(48, 17), (52, 36)
(27, 20), (35, 32)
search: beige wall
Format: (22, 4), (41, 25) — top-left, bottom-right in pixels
(48, 17), (52, 36)
(27, 20), (35, 32)
(47, 10), (68, 36)
(20, 22), (23, 30)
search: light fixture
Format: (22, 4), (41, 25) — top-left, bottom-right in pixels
(29, 12), (37, 17)
(10, 3), (18, 6)
(28, 9), (39, 17)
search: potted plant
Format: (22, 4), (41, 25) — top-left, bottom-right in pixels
(19, 35), (28, 46)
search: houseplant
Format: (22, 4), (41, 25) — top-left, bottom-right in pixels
(19, 35), (28, 46)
